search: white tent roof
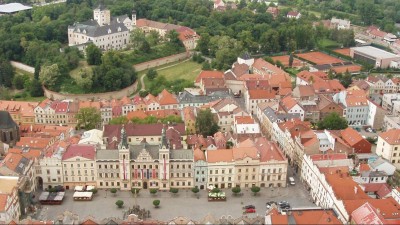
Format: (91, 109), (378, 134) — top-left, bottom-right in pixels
(73, 192), (93, 198)
(0, 3), (32, 13)
(74, 186), (84, 191)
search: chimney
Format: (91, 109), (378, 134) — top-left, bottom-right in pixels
(354, 186), (358, 194)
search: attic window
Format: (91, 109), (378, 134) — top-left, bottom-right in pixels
(108, 28), (112, 34)
(83, 29), (86, 34)
(117, 27), (121, 32)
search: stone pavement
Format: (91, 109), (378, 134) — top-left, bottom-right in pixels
(34, 184), (315, 222)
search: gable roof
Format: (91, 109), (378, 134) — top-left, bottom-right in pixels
(195, 70), (224, 83)
(62, 144), (96, 160)
(206, 149), (233, 163)
(379, 129), (400, 145)
(157, 89), (178, 105)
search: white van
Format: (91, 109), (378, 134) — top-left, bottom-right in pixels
(289, 177), (295, 185)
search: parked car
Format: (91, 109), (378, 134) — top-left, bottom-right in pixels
(244, 205), (255, 209)
(245, 208), (256, 213)
(278, 201), (289, 206)
(266, 201), (277, 209)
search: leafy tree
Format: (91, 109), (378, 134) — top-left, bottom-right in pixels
(232, 186), (241, 195)
(191, 186), (199, 195)
(139, 90), (149, 97)
(169, 188), (179, 195)
(226, 141), (234, 149)
(147, 68), (158, 80)
(366, 137), (376, 144)
(0, 86), (12, 100)
(86, 43), (102, 65)
(167, 30), (184, 48)
(109, 116), (129, 125)
(39, 64), (61, 90)
(153, 199), (160, 208)
(146, 30), (161, 46)
(0, 58), (14, 88)
(115, 200), (124, 208)
(317, 112), (348, 130)
(13, 74), (28, 90)
(91, 188), (98, 194)
(30, 78), (44, 97)
(195, 109), (219, 137)
(202, 61), (211, 70)
(76, 107), (101, 130)
(130, 29), (147, 50)
(197, 33), (210, 55)
(251, 186), (260, 196)
(211, 188), (220, 193)
(337, 71), (353, 88)
(76, 68), (93, 90)
(150, 189), (158, 195)
(131, 188), (141, 195)
(110, 188), (117, 196)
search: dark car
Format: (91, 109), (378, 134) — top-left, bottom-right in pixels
(278, 201), (289, 206)
(244, 205), (255, 209)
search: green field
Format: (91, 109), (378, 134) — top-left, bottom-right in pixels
(318, 39), (340, 49)
(157, 60), (201, 81)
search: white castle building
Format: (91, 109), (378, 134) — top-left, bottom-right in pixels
(68, 5), (135, 51)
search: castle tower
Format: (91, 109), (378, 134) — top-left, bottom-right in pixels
(132, 10), (136, 27)
(158, 126), (170, 190)
(118, 125), (131, 190)
(93, 4), (111, 26)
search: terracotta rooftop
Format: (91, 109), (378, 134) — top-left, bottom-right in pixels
(206, 149), (233, 163)
(310, 153), (347, 161)
(379, 129), (400, 145)
(0, 100), (37, 117)
(325, 172), (370, 200)
(297, 85), (315, 97)
(345, 197), (400, 220)
(248, 89), (275, 99)
(79, 101), (101, 110)
(235, 116), (255, 124)
(292, 210), (342, 224)
(62, 144), (96, 160)
(195, 70), (224, 83)
(126, 110), (148, 120)
(157, 89), (178, 105)
(296, 71), (324, 83)
(280, 95), (299, 110)
(252, 58), (288, 77)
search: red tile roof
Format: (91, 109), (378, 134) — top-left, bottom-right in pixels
(351, 202), (385, 225)
(0, 100), (37, 117)
(157, 89), (178, 105)
(126, 110), (148, 120)
(195, 70), (224, 83)
(248, 89), (275, 99)
(206, 149), (233, 163)
(379, 129), (400, 145)
(280, 95), (299, 110)
(293, 210), (342, 224)
(313, 80), (345, 93)
(62, 144), (95, 160)
(325, 172), (370, 200)
(235, 116), (255, 124)
(345, 198), (400, 220)
(252, 58), (288, 77)
(256, 138), (286, 162)
(310, 153), (347, 161)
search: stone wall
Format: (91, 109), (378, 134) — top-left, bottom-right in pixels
(43, 82), (138, 101)
(10, 61), (35, 74)
(133, 51), (191, 72)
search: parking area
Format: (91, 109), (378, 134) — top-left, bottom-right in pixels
(34, 182), (315, 221)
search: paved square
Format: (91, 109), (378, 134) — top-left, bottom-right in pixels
(34, 179), (315, 221)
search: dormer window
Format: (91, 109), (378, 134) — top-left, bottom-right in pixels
(83, 29), (86, 34)
(108, 28), (112, 34)
(117, 27), (121, 32)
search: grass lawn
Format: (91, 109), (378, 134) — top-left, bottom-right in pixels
(318, 39), (341, 49)
(157, 60), (201, 81)
(139, 60), (201, 95)
(70, 61), (92, 80)
(16, 95), (47, 102)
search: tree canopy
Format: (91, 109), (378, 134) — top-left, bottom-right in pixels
(195, 109), (219, 137)
(76, 107), (102, 130)
(317, 112), (348, 130)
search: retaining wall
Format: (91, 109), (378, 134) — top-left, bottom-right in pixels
(133, 51), (191, 72)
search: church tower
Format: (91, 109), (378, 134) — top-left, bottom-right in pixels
(132, 9), (136, 27)
(93, 4), (111, 26)
(118, 125), (131, 190)
(159, 126), (170, 190)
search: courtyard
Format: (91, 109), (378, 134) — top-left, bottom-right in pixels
(34, 179), (315, 222)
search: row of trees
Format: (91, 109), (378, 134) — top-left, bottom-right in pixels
(109, 115), (183, 125)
